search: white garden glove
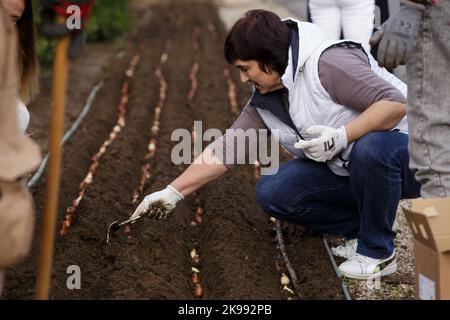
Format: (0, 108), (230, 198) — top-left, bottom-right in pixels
(130, 185), (184, 221)
(294, 125), (347, 162)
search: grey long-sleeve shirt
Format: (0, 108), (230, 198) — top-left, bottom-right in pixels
(211, 46), (406, 170)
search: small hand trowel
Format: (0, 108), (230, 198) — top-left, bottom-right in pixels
(106, 214), (142, 244)
(106, 201), (168, 244)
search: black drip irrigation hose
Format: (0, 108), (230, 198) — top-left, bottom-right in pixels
(276, 150), (352, 300)
(27, 81), (104, 188)
(275, 220), (302, 299)
(323, 237), (352, 300)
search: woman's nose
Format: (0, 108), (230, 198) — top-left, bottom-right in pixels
(240, 71), (249, 83)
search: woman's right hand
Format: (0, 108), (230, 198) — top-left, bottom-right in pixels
(130, 185), (184, 221)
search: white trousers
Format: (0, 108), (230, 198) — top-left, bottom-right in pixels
(308, 0), (375, 51)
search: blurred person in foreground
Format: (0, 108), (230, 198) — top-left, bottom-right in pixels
(0, 2), (40, 297)
(1, 0), (38, 134)
(130, 10), (421, 280)
(370, 0), (450, 198)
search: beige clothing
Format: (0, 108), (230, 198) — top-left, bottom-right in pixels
(0, 4), (41, 296)
(0, 6), (40, 179)
(17, 100), (30, 134)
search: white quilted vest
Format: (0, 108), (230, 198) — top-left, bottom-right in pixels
(255, 19), (408, 176)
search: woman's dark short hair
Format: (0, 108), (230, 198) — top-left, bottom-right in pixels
(224, 9), (290, 75)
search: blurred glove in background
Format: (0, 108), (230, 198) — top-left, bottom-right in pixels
(370, 4), (423, 69)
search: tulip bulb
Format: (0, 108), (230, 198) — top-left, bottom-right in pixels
(161, 53), (168, 64)
(193, 284), (204, 298)
(192, 273), (200, 284)
(151, 126), (159, 135)
(280, 273), (290, 286)
(191, 267), (200, 273)
(195, 207), (204, 216)
(190, 248), (197, 259)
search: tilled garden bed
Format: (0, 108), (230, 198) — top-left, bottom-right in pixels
(3, 1), (342, 300)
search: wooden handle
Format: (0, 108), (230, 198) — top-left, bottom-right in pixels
(36, 17), (70, 300)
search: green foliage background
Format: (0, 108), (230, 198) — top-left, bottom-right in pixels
(35, 0), (132, 67)
(85, 0), (132, 41)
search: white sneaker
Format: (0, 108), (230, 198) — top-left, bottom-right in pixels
(338, 252), (397, 280)
(331, 239), (358, 259)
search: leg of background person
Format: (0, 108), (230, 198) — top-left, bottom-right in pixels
(256, 157), (360, 238)
(308, 0), (342, 40)
(348, 132), (421, 259)
(407, 1), (450, 198)
(339, 0), (375, 52)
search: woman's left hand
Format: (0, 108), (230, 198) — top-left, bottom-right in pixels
(294, 125), (347, 162)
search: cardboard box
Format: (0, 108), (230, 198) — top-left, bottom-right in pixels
(402, 198), (450, 300)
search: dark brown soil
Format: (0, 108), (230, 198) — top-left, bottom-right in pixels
(3, 1), (343, 300)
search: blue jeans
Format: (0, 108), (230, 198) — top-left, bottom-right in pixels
(256, 131), (420, 259)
